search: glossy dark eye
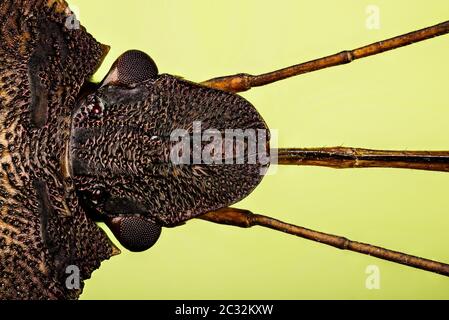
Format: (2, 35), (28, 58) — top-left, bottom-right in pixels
(74, 96), (105, 125)
(105, 216), (162, 252)
(89, 186), (106, 204)
(91, 103), (103, 117)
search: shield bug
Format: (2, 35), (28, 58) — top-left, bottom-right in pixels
(1, 0), (448, 299)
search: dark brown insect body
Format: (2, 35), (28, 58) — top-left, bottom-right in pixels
(1, 0), (449, 300)
(0, 0), (267, 299)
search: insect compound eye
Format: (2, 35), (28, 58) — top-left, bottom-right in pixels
(101, 50), (159, 87)
(105, 216), (162, 252)
(117, 50), (159, 85)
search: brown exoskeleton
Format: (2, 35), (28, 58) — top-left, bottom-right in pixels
(0, 0), (448, 299)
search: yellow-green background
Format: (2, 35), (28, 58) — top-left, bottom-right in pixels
(68, 0), (449, 299)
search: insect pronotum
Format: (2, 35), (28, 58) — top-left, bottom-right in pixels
(80, 2), (449, 300)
